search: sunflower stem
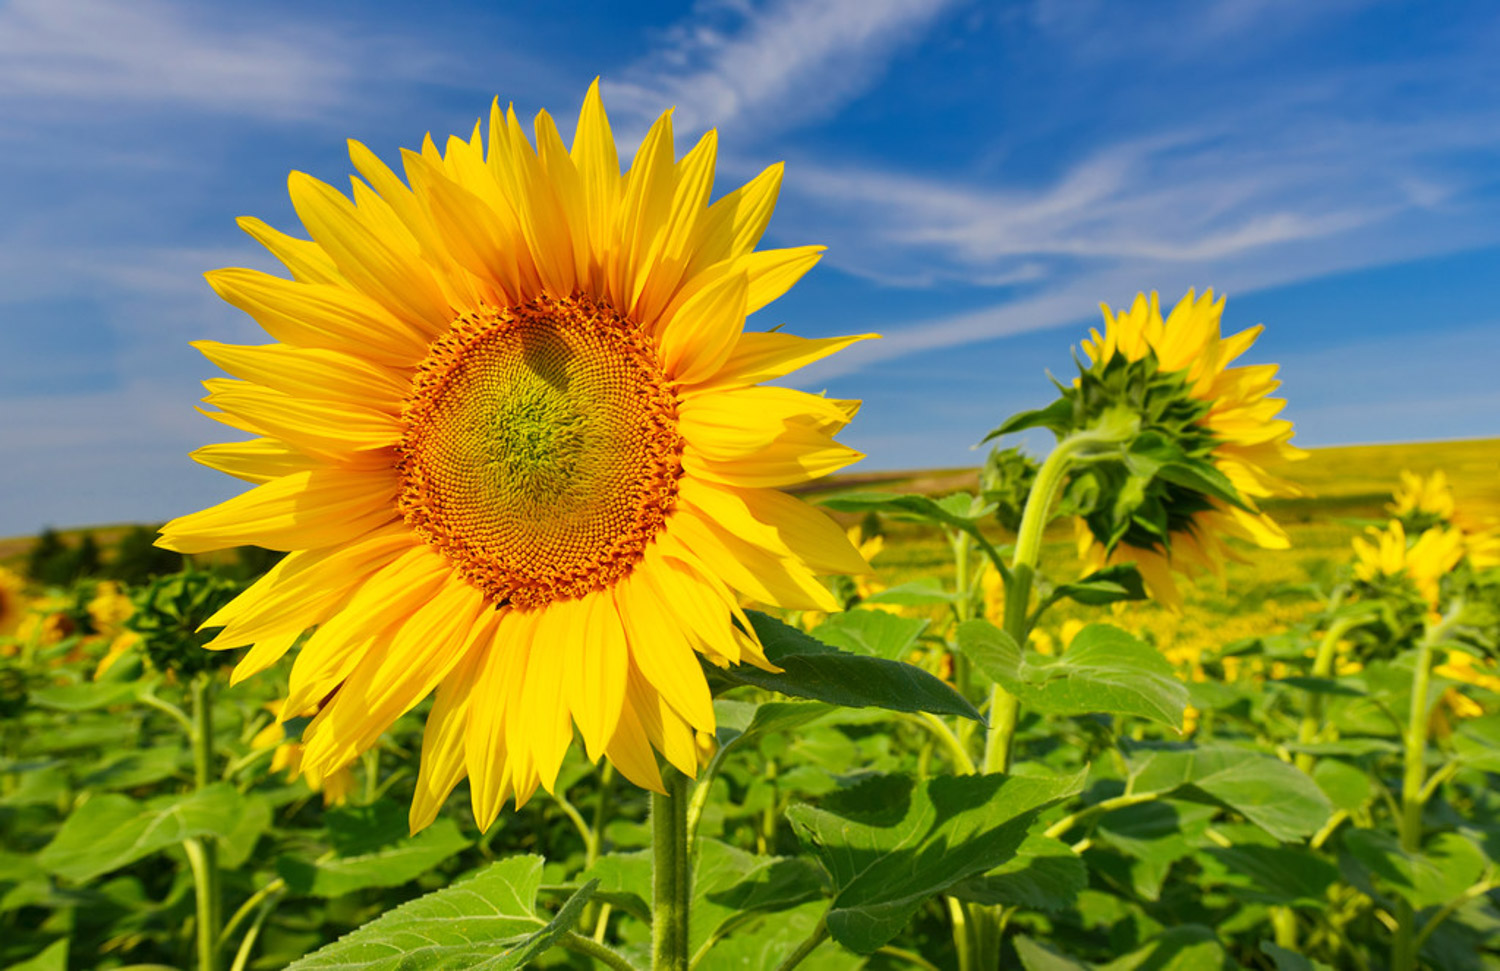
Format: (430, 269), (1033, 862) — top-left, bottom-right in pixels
(1392, 619), (1444, 971)
(982, 422), (1134, 774)
(1296, 612), (1360, 775)
(652, 767), (691, 971)
(189, 674), (221, 971)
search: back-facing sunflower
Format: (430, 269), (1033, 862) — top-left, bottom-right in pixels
(158, 82), (872, 831)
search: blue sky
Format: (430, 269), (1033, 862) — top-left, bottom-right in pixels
(2, 0), (1498, 535)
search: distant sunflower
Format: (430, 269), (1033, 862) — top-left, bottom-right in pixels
(1389, 470), (1500, 569)
(159, 83), (871, 830)
(1352, 519), (1465, 613)
(1074, 290), (1303, 607)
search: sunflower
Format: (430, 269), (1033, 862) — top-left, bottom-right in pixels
(1389, 470), (1500, 569)
(1352, 519), (1465, 614)
(1072, 289), (1303, 608)
(158, 83), (871, 831)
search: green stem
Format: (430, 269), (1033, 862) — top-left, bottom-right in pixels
(909, 712), (976, 774)
(559, 932), (641, 971)
(1295, 615), (1359, 774)
(1043, 791), (1158, 841)
(189, 675), (220, 971)
(219, 878), (285, 951)
(652, 768), (691, 971)
(772, 916), (830, 971)
(1392, 625), (1440, 971)
(361, 747), (380, 804)
(139, 688), (195, 739)
(983, 429), (1091, 773)
(1415, 874), (1499, 950)
(184, 838), (217, 971)
(227, 889), (283, 971)
(875, 944), (945, 971)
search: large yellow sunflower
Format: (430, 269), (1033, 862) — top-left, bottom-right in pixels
(158, 83), (872, 831)
(1075, 289), (1303, 607)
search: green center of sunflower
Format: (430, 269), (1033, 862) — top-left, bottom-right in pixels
(397, 294), (683, 609)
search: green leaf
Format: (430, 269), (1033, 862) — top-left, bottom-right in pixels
(1095, 800), (1217, 901)
(1041, 565), (1147, 610)
(27, 681), (139, 711)
(1312, 759), (1372, 813)
(819, 491), (994, 534)
(711, 612), (982, 723)
(1155, 459), (1251, 513)
(579, 850), (651, 923)
(982, 397), (1075, 442)
(1260, 941), (1335, 971)
(1126, 744), (1333, 841)
(7, 939), (68, 971)
(697, 900), (863, 971)
(713, 700), (835, 763)
(1273, 677), (1365, 697)
(220, 793), (273, 869)
(1452, 714), (1500, 772)
(787, 770), (1085, 953)
(862, 578), (962, 606)
(947, 834), (1087, 911)
(1100, 926), (1233, 971)
(1015, 935), (1091, 971)
(285, 855), (595, 970)
(956, 620), (1187, 728)
(73, 746), (183, 791)
(1342, 829), (1488, 910)
(1205, 844), (1339, 906)
(810, 609), (928, 661)
(278, 802), (470, 897)
(37, 782), (246, 882)
(691, 839), (825, 962)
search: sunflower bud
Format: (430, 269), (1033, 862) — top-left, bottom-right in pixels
(126, 571), (242, 677)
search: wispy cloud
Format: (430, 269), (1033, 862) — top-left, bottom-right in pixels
(0, 0), (356, 119)
(607, 0), (959, 138)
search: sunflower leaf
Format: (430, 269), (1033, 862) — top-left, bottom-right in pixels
(810, 609), (927, 661)
(717, 612), (982, 722)
(1038, 564), (1147, 610)
(787, 770), (1085, 953)
(955, 620), (1187, 728)
(1124, 742), (1333, 841)
(284, 855), (597, 970)
(947, 834), (1088, 912)
(37, 783), (246, 883)
(981, 397), (1075, 443)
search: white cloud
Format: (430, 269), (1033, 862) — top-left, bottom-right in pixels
(606, 0), (958, 138)
(0, 0), (355, 119)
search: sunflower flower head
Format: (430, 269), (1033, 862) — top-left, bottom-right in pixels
(1008, 289), (1302, 608)
(126, 572), (242, 678)
(1351, 519), (1465, 617)
(158, 83), (872, 831)
(1387, 470), (1500, 570)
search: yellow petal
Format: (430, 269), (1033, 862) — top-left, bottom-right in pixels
(287, 171), (453, 333)
(206, 267), (430, 367)
(158, 467), (399, 554)
(410, 616), (498, 833)
(191, 438), (317, 484)
(677, 477), (870, 576)
(236, 216), (342, 286)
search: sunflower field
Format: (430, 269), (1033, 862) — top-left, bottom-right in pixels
(3, 86), (1500, 971)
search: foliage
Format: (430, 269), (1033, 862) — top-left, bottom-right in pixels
(3, 451), (1499, 970)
